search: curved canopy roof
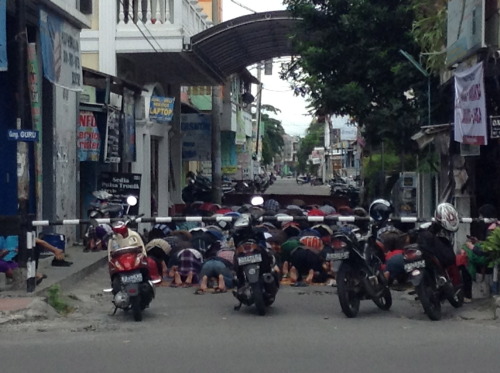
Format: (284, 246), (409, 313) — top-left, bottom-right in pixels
(190, 10), (300, 82)
(121, 11), (300, 85)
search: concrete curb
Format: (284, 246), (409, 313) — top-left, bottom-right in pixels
(33, 255), (108, 297)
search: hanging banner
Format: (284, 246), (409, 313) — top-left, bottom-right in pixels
(122, 88), (136, 162)
(78, 111), (101, 161)
(0, 0), (6, 71)
(104, 106), (121, 163)
(454, 62), (487, 145)
(181, 113), (211, 161)
(149, 96), (175, 122)
(39, 8), (82, 90)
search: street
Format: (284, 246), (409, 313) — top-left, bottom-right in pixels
(1, 264), (499, 373)
(264, 176), (331, 196)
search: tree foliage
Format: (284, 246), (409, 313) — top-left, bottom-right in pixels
(261, 104), (285, 165)
(281, 0), (428, 154)
(296, 120), (324, 173)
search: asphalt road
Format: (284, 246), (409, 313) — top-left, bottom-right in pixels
(264, 176), (332, 196)
(1, 264), (499, 373)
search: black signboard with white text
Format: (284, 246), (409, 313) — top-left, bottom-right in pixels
(99, 172), (141, 215)
(490, 115), (500, 139)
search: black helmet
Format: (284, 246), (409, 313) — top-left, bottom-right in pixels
(369, 199), (393, 223)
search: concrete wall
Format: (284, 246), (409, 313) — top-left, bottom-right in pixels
(50, 86), (78, 244)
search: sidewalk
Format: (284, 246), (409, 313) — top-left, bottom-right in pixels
(0, 245), (107, 313)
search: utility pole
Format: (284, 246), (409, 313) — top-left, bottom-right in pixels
(211, 0), (222, 204)
(15, 0), (35, 292)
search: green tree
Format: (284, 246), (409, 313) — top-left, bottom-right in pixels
(282, 0), (426, 154)
(296, 119), (324, 174)
(261, 104), (285, 165)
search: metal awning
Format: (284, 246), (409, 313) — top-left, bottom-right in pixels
(116, 11), (300, 86)
(190, 11), (300, 82)
(411, 124), (451, 149)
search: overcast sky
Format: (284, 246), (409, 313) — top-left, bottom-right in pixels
(221, 0), (314, 137)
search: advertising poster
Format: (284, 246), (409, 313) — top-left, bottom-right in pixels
(39, 8), (82, 90)
(181, 113), (211, 161)
(454, 62), (487, 145)
(99, 172), (142, 215)
(0, 0), (6, 71)
(104, 106), (121, 163)
(78, 111), (101, 161)
(149, 96), (175, 122)
(122, 88), (136, 162)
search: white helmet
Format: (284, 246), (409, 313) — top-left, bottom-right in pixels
(434, 203), (459, 232)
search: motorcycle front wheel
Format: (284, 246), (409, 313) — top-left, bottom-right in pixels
(337, 262), (361, 318)
(417, 270), (441, 321)
(130, 295), (143, 322)
(251, 282), (266, 316)
(372, 286), (392, 310)
(446, 283), (464, 308)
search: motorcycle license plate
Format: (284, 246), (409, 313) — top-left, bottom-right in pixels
(238, 254), (263, 265)
(326, 251), (350, 261)
(404, 260), (425, 273)
(121, 272), (143, 284)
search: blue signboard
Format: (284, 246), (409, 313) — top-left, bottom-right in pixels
(149, 96), (175, 123)
(7, 129), (39, 142)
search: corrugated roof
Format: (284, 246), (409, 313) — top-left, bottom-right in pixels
(191, 11), (299, 81)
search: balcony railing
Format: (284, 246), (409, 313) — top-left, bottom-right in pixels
(117, 0), (211, 36)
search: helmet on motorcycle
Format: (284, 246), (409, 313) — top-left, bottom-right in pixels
(152, 223), (171, 237)
(263, 199), (280, 213)
(369, 199), (393, 223)
(112, 221), (129, 237)
(434, 202), (459, 232)
(299, 235), (324, 252)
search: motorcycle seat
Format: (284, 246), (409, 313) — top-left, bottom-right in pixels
(110, 245), (143, 258)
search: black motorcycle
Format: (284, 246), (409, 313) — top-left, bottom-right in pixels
(330, 183), (360, 207)
(330, 224), (392, 318)
(403, 226), (464, 321)
(182, 174), (213, 203)
(232, 197), (279, 316)
(84, 190), (124, 252)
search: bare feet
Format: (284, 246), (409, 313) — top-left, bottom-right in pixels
(289, 266), (298, 282)
(198, 275), (208, 292)
(305, 269), (314, 284)
(217, 274), (226, 292)
(173, 271), (183, 286)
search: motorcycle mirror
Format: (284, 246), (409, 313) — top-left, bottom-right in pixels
(251, 195), (264, 206)
(234, 214), (251, 228)
(126, 195), (138, 206)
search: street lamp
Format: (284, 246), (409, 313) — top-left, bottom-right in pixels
(399, 49), (431, 126)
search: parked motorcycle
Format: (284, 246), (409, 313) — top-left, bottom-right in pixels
(296, 175), (310, 185)
(232, 196), (280, 316)
(182, 173), (213, 203)
(104, 196), (161, 321)
(254, 173), (270, 193)
(234, 180), (255, 194)
(403, 203), (464, 321)
(84, 190), (124, 252)
(331, 199), (393, 318)
(330, 183), (360, 207)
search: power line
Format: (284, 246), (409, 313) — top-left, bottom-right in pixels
(118, 0), (163, 53)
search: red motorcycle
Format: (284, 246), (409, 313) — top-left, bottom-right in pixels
(104, 196), (161, 321)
